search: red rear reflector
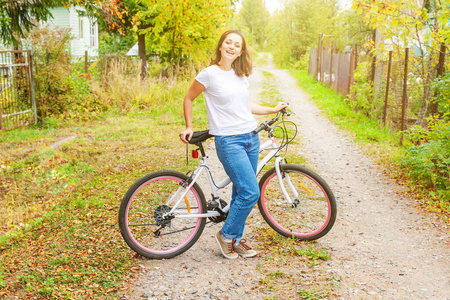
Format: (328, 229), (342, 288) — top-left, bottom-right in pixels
(192, 150), (199, 158)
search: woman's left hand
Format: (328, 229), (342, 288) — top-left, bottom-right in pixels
(274, 102), (289, 112)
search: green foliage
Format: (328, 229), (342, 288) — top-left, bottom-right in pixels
(136, 0), (234, 64)
(23, 24), (103, 121)
(266, 0), (340, 67)
(351, 61), (376, 116)
(291, 67), (449, 213)
(90, 56), (204, 126)
(354, 0), (450, 124)
(402, 117), (450, 201)
(98, 31), (136, 56)
(354, 0), (450, 46)
(0, 0), (60, 46)
(0, 0), (99, 46)
(24, 24), (72, 119)
(92, 0), (151, 57)
(298, 288), (331, 300)
(431, 72), (450, 117)
(0, 110), (202, 297)
(351, 0), (450, 207)
(290, 69), (398, 148)
(332, 9), (373, 49)
(291, 245), (331, 261)
(237, 0), (270, 48)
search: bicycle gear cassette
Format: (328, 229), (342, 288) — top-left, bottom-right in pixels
(154, 205), (172, 226)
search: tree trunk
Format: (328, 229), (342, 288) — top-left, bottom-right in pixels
(430, 42), (447, 115)
(138, 34), (148, 81)
(371, 29), (384, 100)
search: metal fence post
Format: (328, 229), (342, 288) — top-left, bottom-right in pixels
(28, 50), (37, 125)
(317, 33), (323, 81)
(1, 50), (37, 130)
(400, 48), (409, 146)
(0, 100), (2, 130)
(383, 51), (393, 127)
(328, 46), (333, 88)
(348, 47), (355, 96)
(85, 50), (88, 73)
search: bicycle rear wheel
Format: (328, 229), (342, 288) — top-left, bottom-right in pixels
(258, 164), (336, 240)
(119, 170), (207, 259)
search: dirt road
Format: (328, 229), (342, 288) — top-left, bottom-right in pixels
(124, 56), (450, 300)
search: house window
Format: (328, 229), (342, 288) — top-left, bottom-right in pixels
(78, 17), (84, 39)
(90, 22), (97, 47)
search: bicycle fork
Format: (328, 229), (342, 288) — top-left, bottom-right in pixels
(275, 157), (300, 208)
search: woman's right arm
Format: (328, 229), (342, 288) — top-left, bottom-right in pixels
(179, 80), (205, 144)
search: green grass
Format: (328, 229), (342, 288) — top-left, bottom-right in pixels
(253, 226), (337, 298)
(0, 60), (364, 299)
(289, 69), (404, 165)
(298, 288), (331, 300)
(289, 69), (450, 219)
(0, 80), (208, 298)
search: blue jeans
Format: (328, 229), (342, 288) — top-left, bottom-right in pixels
(214, 132), (260, 245)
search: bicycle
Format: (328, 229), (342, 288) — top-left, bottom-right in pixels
(118, 109), (337, 259)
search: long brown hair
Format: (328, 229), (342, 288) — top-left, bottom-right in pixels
(210, 30), (252, 77)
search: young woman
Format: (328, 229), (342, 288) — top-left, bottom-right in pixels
(179, 30), (288, 259)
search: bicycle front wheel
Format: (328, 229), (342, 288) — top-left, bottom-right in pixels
(119, 170), (207, 259)
(258, 164), (336, 240)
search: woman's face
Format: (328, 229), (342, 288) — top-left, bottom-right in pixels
(219, 33), (243, 63)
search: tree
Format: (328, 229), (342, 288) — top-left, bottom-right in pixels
(92, 0), (154, 80)
(0, 0), (99, 46)
(135, 0), (235, 77)
(237, 0), (270, 47)
(354, 0), (450, 125)
(266, 0), (340, 66)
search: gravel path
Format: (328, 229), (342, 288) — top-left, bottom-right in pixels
(124, 56), (450, 300)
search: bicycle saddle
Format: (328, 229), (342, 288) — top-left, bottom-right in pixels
(188, 130), (214, 145)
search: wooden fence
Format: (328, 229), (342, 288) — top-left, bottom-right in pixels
(308, 40), (415, 142)
(308, 46), (354, 96)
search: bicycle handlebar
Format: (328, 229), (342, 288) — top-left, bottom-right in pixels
(253, 106), (290, 135)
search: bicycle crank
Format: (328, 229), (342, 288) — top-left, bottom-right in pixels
(207, 199), (228, 223)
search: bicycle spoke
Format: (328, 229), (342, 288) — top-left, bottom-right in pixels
(119, 171), (206, 259)
(259, 164), (336, 240)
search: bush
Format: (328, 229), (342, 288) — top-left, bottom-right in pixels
(400, 71), (450, 202)
(431, 72), (450, 117)
(24, 24), (103, 122)
(401, 118), (450, 201)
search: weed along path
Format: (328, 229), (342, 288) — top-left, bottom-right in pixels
(124, 56), (450, 300)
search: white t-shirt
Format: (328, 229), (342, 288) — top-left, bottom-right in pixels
(195, 65), (257, 136)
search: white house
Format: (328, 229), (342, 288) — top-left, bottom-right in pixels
(0, 6), (98, 59)
(47, 6), (99, 60)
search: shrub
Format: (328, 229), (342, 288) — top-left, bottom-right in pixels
(400, 71), (450, 202)
(401, 118), (450, 201)
(24, 24), (103, 121)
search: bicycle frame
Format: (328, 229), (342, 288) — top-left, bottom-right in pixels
(166, 133), (299, 219)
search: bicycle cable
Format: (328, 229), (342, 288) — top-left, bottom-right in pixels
(272, 112), (298, 158)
